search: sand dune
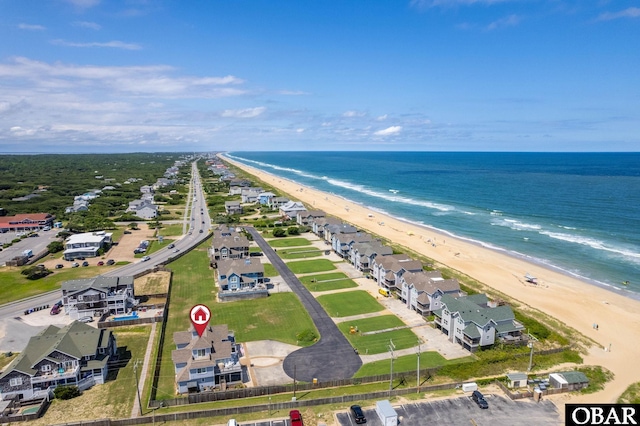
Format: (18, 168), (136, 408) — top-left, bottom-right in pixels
(221, 154), (640, 406)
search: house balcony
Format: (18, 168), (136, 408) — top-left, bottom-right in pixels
(31, 366), (80, 384)
(463, 335), (481, 347)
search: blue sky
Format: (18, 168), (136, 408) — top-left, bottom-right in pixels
(0, 0), (638, 152)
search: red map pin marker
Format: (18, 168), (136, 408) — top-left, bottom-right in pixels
(190, 304), (211, 337)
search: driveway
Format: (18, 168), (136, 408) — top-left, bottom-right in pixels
(246, 227), (362, 383)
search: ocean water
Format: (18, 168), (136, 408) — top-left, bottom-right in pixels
(227, 152), (640, 298)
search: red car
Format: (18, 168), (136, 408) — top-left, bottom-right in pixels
(97, 261), (104, 266)
(289, 409), (304, 426)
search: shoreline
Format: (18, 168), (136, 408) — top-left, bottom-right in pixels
(221, 153), (640, 405)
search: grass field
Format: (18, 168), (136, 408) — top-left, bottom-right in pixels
(355, 351), (472, 377)
(267, 237), (312, 248)
(299, 272), (358, 292)
(159, 223), (185, 237)
(0, 266), (103, 306)
(278, 249), (323, 260)
(337, 315), (420, 354)
(286, 259), (337, 274)
(154, 242), (317, 400)
(32, 325), (152, 425)
(263, 263), (279, 277)
(316, 290), (385, 317)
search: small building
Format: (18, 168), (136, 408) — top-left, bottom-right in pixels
(279, 201), (306, 219)
(62, 276), (136, 319)
(549, 371), (589, 391)
(217, 258), (264, 291)
(63, 231), (113, 260)
(224, 201), (243, 215)
(506, 372), (528, 389)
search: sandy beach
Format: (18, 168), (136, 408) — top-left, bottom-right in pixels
(221, 154), (640, 406)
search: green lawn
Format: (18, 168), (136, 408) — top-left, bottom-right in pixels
(286, 259), (337, 274)
(299, 272), (358, 292)
(278, 249), (323, 260)
(144, 238), (176, 255)
(316, 290), (385, 318)
(263, 263), (279, 277)
(355, 351), (472, 377)
(159, 223), (185, 237)
(268, 237), (312, 248)
(0, 266), (102, 306)
(336, 315), (420, 355)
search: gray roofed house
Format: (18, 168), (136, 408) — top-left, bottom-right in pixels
(279, 201), (307, 219)
(370, 254), (423, 292)
(332, 232), (374, 259)
(216, 258), (265, 291)
(172, 324), (242, 393)
(224, 201), (243, 215)
(350, 241), (393, 273)
(0, 321), (117, 401)
(433, 293), (525, 352)
(296, 210), (326, 226)
(549, 371), (589, 391)
(61, 276), (136, 319)
(311, 216), (344, 239)
(268, 196), (289, 209)
(400, 270), (462, 316)
(211, 227), (250, 261)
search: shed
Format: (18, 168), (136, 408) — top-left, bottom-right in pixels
(506, 373), (528, 389)
(549, 371), (589, 391)
(376, 400), (398, 426)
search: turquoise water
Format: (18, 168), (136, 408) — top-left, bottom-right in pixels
(227, 152), (640, 298)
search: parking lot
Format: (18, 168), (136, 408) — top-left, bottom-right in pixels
(333, 395), (560, 426)
(0, 230), (59, 265)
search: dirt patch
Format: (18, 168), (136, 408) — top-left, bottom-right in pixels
(107, 225), (157, 263)
(134, 271), (171, 295)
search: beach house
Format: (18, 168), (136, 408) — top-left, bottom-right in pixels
(296, 210), (326, 226)
(216, 258), (265, 291)
(224, 201), (243, 215)
(400, 271), (462, 316)
(0, 321), (117, 401)
(211, 227), (250, 260)
(349, 241), (393, 273)
(61, 276), (136, 319)
(433, 294), (525, 352)
(172, 324), (242, 393)
(279, 201), (307, 219)
(370, 254), (423, 295)
(62, 231), (113, 260)
(332, 232), (374, 258)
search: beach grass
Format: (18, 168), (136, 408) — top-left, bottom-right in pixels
(286, 259), (337, 274)
(159, 223), (185, 237)
(316, 290), (385, 317)
(267, 237), (312, 248)
(278, 249), (323, 260)
(618, 382), (640, 403)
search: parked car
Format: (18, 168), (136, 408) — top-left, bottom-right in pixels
(97, 261), (104, 266)
(471, 390), (489, 409)
(227, 420), (237, 426)
(50, 305), (60, 315)
(55, 264), (64, 269)
(82, 261), (89, 267)
(199, 229), (203, 233)
(54, 300), (63, 308)
(71, 262), (79, 268)
(141, 255), (151, 262)
(124, 230), (132, 234)
(350, 405), (367, 424)
(106, 259), (115, 265)
(289, 410), (304, 426)
(78, 316), (94, 323)
(249, 252), (263, 257)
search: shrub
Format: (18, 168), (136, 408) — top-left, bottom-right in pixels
(273, 228), (286, 237)
(287, 226), (300, 236)
(54, 385), (81, 400)
(296, 329), (318, 344)
(47, 241), (64, 253)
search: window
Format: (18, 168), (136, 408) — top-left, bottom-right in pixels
(10, 377), (23, 386)
(78, 295), (83, 301)
(194, 349), (206, 358)
(41, 365), (52, 372)
(195, 368), (206, 374)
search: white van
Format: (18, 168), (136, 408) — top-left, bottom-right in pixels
(227, 420), (238, 426)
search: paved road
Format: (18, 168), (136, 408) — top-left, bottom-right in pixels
(0, 161), (209, 351)
(246, 227), (362, 383)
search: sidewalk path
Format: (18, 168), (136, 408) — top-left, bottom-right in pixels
(131, 322), (157, 418)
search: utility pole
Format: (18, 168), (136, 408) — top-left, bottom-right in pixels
(416, 339), (421, 392)
(133, 359), (143, 416)
(528, 341), (534, 372)
(388, 339), (396, 397)
(293, 364), (297, 399)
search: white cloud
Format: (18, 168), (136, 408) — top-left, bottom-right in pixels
(73, 21), (102, 30)
(277, 90), (310, 95)
(597, 7), (640, 21)
(221, 107), (266, 118)
(10, 126), (38, 136)
(376, 114), (388, 121)
(18, 24), (46, 31)
(51, 39), (142, 50)
(342, 110), (366, 118)
(486, 14), (520, 30)
(374, 126), (402, 136)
